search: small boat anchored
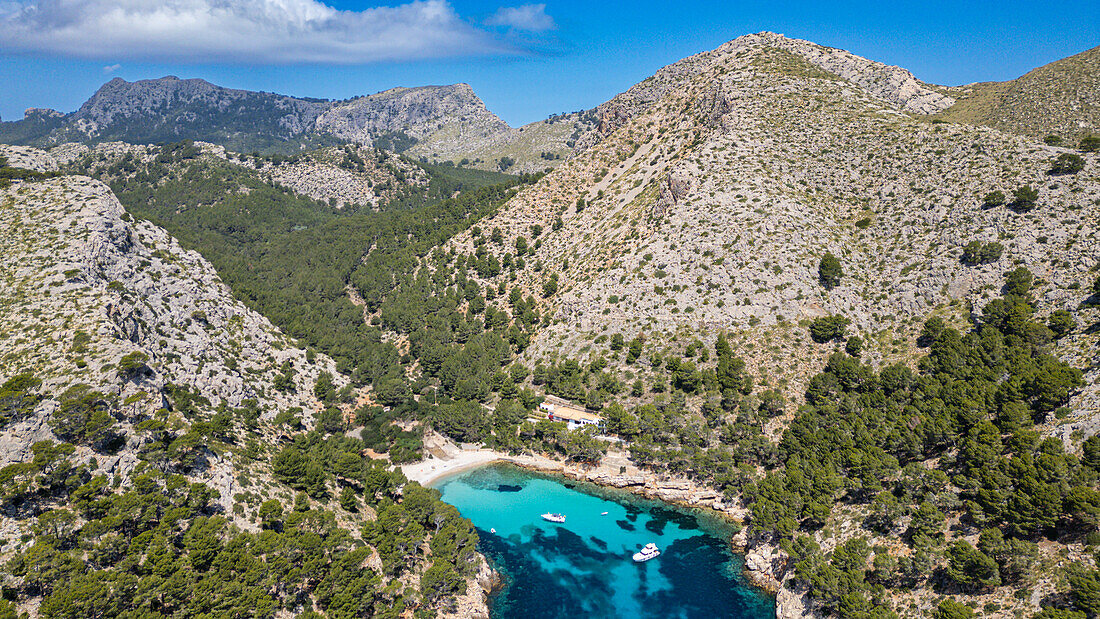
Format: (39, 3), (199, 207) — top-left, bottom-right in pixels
(632, 543), (661, 562)
(541, 513), (566, 523)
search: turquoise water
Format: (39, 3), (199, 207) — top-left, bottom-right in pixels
(434, 464), (776, 619)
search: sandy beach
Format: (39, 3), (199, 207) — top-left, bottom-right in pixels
(400, 449), (564, 486)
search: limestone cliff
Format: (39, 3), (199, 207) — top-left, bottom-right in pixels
(0, 149), (349, 512)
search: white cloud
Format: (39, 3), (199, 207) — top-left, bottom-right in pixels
(0, 0), (518, 63)
(486, 4), (554, 32)
(102, 63), (121, 73)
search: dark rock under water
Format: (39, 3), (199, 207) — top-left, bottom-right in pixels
(435, 464), (775, 619)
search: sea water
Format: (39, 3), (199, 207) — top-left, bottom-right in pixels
(434, 464), (776, 619)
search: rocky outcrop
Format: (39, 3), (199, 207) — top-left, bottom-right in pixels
(654, 170), (691, 216)
(440, 555), (498, 619)
(24, 108), (64, 120)
(584, 472), (646, 487)
(743, 546), (785, 592)
(524, 463), (748, 518)
(776, 585), (819, 618)
(0, 143), (60, 171)
(222, 143), (429, 209)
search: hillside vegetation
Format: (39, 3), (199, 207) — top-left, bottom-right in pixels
(0, 160), (487, 617)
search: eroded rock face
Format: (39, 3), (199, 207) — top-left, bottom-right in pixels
(438, 555), (497, 619)
(0, 168), (344, 436)
(585, 471), (646, 487)
(0, 144), (61, 171)
(655, 170), (691, 216)
(0, 165), (352, 519)
(744, 548), (784, 592)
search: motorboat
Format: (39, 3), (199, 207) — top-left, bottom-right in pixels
(632, 543), (661, 562)
(541, 513), (566, 523)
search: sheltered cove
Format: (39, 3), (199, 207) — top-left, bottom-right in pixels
(402, 448), (788, 600)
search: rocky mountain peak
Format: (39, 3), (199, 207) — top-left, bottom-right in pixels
(315, 82), (510, 147)
(730, 31), (955, 113)
(571, 31), (955, 155)
(76, 75), (255, 125)
(451, 31), (1099, 412)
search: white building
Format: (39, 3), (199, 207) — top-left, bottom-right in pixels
(539, 396), (604, 430)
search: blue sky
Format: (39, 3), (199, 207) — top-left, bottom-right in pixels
(0, 0), (1097, 126)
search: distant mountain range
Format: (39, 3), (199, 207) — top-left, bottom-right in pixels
(0, 75), (596, 171)
(3, 41), (1094, 172)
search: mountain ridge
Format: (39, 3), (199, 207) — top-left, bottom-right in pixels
(3, 32), (1091, 168)
(0, 75), (513, 159)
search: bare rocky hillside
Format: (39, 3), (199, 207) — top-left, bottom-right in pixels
(49, 140), (431, 210)
(318, 85), (507, 152)
(569, 32), (953, 154)
(0, 155), (342, 509)
(452, 31), (1100, 439)
(408, 109), (599, 174)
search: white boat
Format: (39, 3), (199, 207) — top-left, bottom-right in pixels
(601, 511), (609, 515)
(632, 543), (661, 562)
(541, 513), (566, 523)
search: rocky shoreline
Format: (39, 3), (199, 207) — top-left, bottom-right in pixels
(440, 554), (500, 619)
